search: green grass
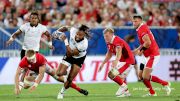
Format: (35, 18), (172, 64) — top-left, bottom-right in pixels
(0, 82), (180, 101)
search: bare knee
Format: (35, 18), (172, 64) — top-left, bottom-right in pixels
(56, 70), (67, 76)
(108, 71), (115, 79)
(108, 68), (119, 79)
(142, 68), (152, 80)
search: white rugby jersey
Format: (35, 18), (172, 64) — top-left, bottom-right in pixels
(19, 23), (48, 51)
(69, 27), (88, 58)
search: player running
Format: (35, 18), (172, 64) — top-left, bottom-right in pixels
(52, 25), (90, 99)
(132, 15), (171, 96)
(14, 50), (88, 96)
(98, 28), (135, 97)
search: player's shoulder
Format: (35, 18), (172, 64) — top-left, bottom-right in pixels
(21, 22), (30, 27)
(140, 23), (149, 30)
(114, 36), (122, 43)
(36, 53), (45, 58)
(38, 23), (47, 28)
(19, 57), (28, 66)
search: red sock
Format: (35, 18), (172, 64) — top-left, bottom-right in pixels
(113, 76), (124, 86)
(70, 82), (81, 92)
(143, 79), (155, 94)
(151, 75), (168, 86)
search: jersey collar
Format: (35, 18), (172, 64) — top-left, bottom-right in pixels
(30, 23), (39, 27)
(136, 23), (144, 31)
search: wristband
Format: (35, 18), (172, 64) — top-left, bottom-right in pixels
(140, 46), (148, 51)
(64, 39), (69, 46)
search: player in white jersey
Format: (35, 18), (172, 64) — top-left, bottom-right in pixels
(6, 10), (53, 83)
(6, 10), (53, 59)
(52, 25), (91, 99)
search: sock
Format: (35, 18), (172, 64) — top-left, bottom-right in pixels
(143, 79), (155, 94)
(151, 75), (168, 86)
(113, 76), (124, 86)
(71, 82), (81, 92)
(60, 86), (66, 94)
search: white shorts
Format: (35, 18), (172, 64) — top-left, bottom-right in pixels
(141, 55), (160, 69)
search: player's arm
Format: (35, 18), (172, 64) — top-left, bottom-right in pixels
(14, 66), (23, 95)
(102, 51), (113, 65)
(57, 26), (71, 32)
(112, 46), (122, 68)
(98, 51), (113, 72)
(6, 29), (22, 46)
(44, 31), (54, 49)
(140, 34), (151, 52)
(20, 68), (28, 82)
(29, 65), (46, 92)
(66, 47), (79, 57)
(35, 65), (46, 85)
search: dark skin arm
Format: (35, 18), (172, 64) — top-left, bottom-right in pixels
(56, 26), (79, 57)
(6, 30), (22, 46)
(44, 31), (54, 49)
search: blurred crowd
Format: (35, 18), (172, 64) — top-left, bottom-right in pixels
(0, 0), (180, 28)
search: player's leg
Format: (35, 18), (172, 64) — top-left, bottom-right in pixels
(142, 56), (156, 96)
(115, 63), (132, 97)
(148, 56), (171, 95)
(139, 63), (145, 81)
(56, 55), (72, 77)
(46, 63), (85, 93)
(64, 64), (80, 89)
(57, 64), (81, 99)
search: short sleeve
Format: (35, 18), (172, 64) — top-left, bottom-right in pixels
(19, 23), (26, 33)
(140, 25), (149, 37)
(42, 26), (48, 34)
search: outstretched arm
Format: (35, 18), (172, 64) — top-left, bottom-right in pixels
(6, 30), (22, 46)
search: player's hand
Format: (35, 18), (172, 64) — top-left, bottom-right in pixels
(29, 83), (38, 92)
(6, 38), (14, 46)
(138, 50), (143, 56)
(98, 64), (104, 72)
(14, 87), (21, 95)
(133, 49), (140, 55)
(112, 60), (118, 68)
(29, 86), (36, 92)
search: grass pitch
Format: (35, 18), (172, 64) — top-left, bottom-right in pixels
(0, 82), (180, 101)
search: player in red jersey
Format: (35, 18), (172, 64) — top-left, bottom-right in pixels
(132, 15), (171, 96)
(98, 28), (135, 97)
(14, 50), (88, 96)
